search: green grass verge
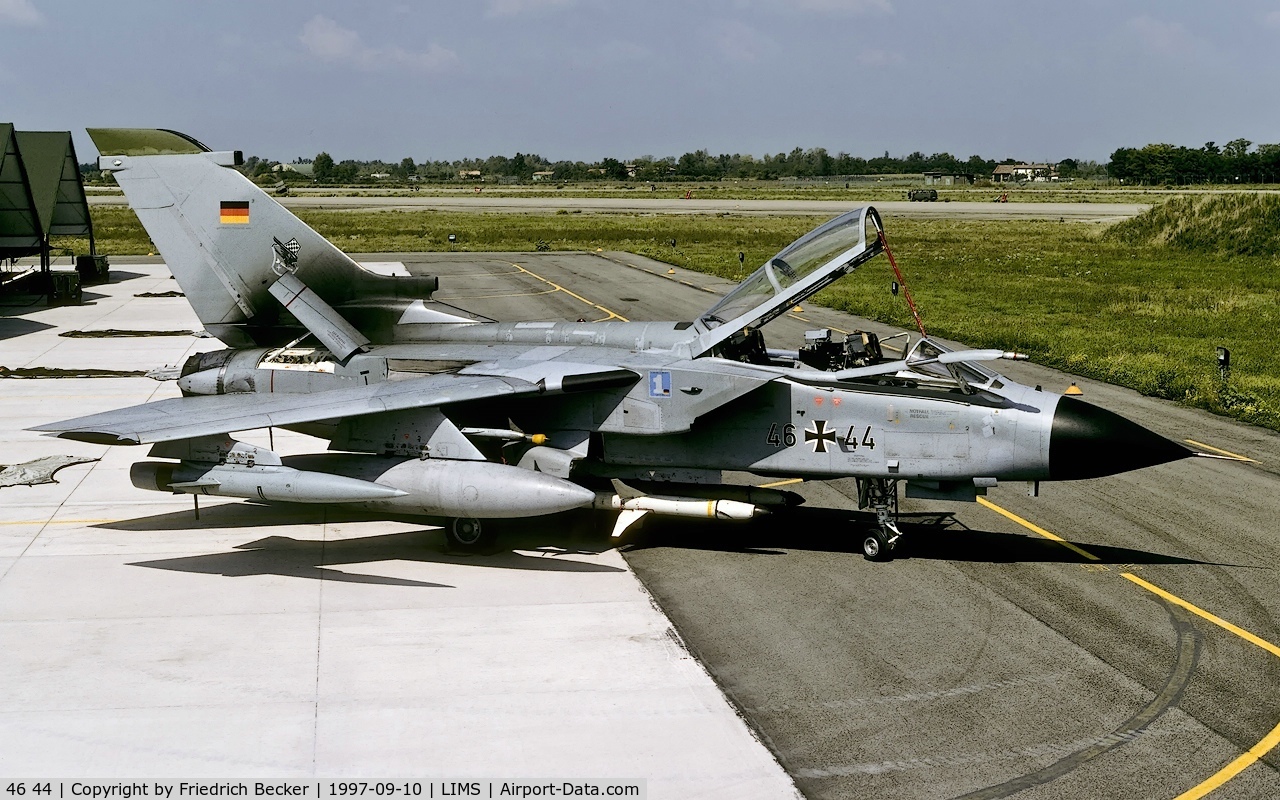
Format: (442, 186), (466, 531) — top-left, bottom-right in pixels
(73, 206), (1280, 431)
(1105, 193), (1280, 256)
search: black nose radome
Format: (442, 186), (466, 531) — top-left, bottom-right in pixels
(1050, 396), (1193, 480)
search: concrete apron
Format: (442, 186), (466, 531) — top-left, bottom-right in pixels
(0, 261), (800, 799)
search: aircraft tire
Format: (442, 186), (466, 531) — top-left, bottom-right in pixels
(862, 530), (892, 562)
(446, 517), (496, 551)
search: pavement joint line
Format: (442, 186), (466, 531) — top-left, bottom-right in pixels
(0, 518), (120, 526)
(0, 370), (177, 585)
(976, 497), (1101, 561)
(1184, 439), (1257, 463)
(510, 262), (629, 322)
(977, 496), (1280, 799)
(757, 478), (804, 489)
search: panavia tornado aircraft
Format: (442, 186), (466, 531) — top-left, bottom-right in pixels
(34, 129), (1194, 560)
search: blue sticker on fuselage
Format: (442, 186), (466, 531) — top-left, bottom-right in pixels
(649, 370), (672, 398)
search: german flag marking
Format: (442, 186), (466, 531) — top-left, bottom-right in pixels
(220, 200), (250, 224)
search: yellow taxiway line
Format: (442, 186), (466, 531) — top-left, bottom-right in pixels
(978, 497), (1280, 798)
(976, 496), (1100, 561)
(511, 262), (629, 322)
(756, 478), (804, 489)
(1184, 439), (1258, 463)
(434, 287), (559, 301)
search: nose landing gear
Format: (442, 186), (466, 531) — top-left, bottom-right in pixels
(858, 478), (901, 561)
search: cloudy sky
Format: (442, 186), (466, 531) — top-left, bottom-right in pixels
(4, 0), (1280, 164)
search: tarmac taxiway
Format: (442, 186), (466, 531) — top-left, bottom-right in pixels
(399, 250), (1280, 800)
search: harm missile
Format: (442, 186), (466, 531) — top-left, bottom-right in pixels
(595, 480), (769, 538)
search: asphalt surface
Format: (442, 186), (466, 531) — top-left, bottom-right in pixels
(386, 250), (1280, 800)
(87, 193), (1147, 222)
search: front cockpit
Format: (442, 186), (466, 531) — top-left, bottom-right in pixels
(691, 205), (1026, 399)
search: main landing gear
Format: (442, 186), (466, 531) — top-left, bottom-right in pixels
(858, 478), (902, 561)
(445, 516), (496, 551)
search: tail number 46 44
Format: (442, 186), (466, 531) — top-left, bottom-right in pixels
(766, 423), (875, 449)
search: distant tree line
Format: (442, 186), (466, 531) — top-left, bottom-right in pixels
(254, 148), (1013, 185)
(1108, 139), (1280, 184)
(82, 140), (1280, 186)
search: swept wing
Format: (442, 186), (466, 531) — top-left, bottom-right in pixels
(33, 365), (636, 445)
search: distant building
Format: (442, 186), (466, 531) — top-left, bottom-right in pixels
(923, 172), (975, 186)
(457, 169), (482, 180)
(993, 163), (1058, 182)
(532, 171), (555, 181)
(370, 172), (391, 179)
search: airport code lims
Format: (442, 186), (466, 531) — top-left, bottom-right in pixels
(8, 783), (644, 799)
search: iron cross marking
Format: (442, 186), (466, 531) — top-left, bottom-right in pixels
(805, 420), (837, 453)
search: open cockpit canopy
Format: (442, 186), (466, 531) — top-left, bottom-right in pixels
(691, 206), (883, 356)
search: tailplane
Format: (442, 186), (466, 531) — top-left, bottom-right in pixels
(90, 128), (443, 347)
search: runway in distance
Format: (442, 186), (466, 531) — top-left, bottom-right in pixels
(35, 129), (1195, 560)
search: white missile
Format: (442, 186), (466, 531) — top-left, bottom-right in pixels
(595, 493), (764, 521)
(593, 482), (768, 537)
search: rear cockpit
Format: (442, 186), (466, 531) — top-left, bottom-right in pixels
(692, 205), (1024, 397)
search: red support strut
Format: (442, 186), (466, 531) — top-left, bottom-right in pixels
(878, 229), (927, 338)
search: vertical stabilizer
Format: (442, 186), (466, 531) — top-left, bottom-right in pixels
(89, 128), (437, 347)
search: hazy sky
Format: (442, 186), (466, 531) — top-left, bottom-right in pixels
(4, 0), (1280, 164)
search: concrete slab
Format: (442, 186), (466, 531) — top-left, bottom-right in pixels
(0, 262), (800, 797)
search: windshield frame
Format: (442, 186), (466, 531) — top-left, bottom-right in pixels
(692, 207), (883, 355)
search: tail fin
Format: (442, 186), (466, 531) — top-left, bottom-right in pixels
(89, 128), (439, 347)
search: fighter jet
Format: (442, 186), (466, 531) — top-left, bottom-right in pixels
(33, 129), (1193, 560)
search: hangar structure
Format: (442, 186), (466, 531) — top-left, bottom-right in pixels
(0, 123), (102, 297)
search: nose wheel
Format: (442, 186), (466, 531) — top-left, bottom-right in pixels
(858, 479), (901, 561)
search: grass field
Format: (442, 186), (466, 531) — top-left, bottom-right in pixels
(68, 204), (1280, 431)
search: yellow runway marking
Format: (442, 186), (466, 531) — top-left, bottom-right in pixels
(510, 262), (629, 322)
(1185, 439), (1257, 463)
(1123, 573), (1280, 799)
(757, 478), (804, 489)
(1122, 574), (1280, 660)
(434, 287), (558, 300)
(977, 498), (1280, 798)
(976, 497), (1100, 561)
(1173, 721), (1280, 800)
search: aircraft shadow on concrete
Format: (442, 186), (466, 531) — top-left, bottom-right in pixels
(0, 317), (55, 341)
(623, 507), (1218, 567)
(99, 504), (625, 587)
(105, 270), (150, 282)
